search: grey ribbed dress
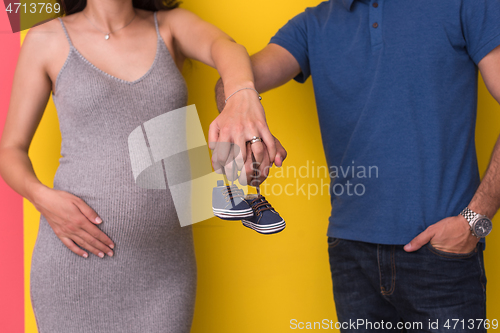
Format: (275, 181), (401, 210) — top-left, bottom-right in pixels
(30, 12), (197, 333)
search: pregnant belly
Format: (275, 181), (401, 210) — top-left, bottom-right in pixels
(51, 164), (182, 247)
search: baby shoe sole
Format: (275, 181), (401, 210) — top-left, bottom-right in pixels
(241, 219), (286, 234)
(213, 207), (254, 220)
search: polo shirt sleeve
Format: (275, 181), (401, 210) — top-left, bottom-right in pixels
(269, 11), (310, 83)
(462, 0), (500, 65)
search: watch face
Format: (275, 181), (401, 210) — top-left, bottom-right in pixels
(474, 218), (493, 237)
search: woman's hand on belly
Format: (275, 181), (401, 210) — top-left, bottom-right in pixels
(33, 187), (115, 259)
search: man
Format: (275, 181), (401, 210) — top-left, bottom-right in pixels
(209, 0), (500, 331)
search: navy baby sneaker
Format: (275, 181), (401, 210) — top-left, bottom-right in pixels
(212, 180), (254, 220)
(241, 194), (285, 234)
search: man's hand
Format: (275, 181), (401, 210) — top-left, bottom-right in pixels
(240, 136), (287, 187)
(404, 215), (479, 254)
(404, 45), (500, 255)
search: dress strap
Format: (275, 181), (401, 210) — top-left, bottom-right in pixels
(153, 11), (160, 40)
(58, 17), (74, 48)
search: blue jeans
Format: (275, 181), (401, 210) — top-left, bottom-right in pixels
(328, 237), (487, 332)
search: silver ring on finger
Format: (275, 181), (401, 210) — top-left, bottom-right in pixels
(250, 136), (262, 144)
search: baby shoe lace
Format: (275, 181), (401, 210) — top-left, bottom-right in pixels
(222, 185), (245, 201)
(250, 195), (274, 215)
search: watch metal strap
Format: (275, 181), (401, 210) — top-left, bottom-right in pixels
(460, 207), (477, 225)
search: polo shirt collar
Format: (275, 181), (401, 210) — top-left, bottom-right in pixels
(342, 0), (356, 11)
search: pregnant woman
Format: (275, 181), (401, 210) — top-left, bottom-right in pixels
(0, 0), (275, 332)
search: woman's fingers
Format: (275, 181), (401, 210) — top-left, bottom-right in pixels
(39, 189), (115, 258)
(208, 120), (220, 150)
(209, 95), (265, 175)
(209, 92), (278, 180)
(78, 225), (114, 257)
(54, 215), (114, 258)
(239, 143), (253, 186)
(71, 234), (109, 258)
(211, 144), (223, 174)
(216, 138), (232, 173)
(73, 198), (114, 249)
(239, 142), (272, 187)
(59, 222), (113, 259)
(218, 137), (246, 175)
(228, 144), (240, 181)
(74, 197), (103, 225)
(214, 135), (246, 181)
(60, 236), (89, 258)
(233, 138), (246, 171)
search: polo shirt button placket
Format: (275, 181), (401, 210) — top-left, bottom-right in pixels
(369, 0), (383, 50)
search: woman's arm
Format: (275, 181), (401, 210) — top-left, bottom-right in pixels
(0, 23), (114, 258)
(162, 8), (277, 180)
(212, 44), (299, 184)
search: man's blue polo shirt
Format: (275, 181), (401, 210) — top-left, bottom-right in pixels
(270, 0), (500, 244)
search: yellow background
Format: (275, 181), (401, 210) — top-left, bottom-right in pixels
(22, 0), (500, 332)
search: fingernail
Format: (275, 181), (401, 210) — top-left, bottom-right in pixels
(95, 217), (102, 224)
(83, 253), (88, 258)
(109, 244), (114, 249)
(404, 243), (411, 250)
(107, 251), (113, 257)
(98, 252), (104, 258)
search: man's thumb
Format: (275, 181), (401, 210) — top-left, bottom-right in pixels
(404, 229), (433, 252)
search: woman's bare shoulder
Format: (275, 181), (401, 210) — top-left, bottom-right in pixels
(23, 18), (68, 57)
(26, 16), (64, 40)
(156, 6), (188, 17)
(156, 7), (199, 26)
(21, 17), (71, 78)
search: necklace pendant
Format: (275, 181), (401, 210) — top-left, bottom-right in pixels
(105, 34), (110, 40)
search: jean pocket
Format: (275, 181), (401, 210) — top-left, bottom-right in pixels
(327, 237), (342, 248)
(425, 242), (478, 259)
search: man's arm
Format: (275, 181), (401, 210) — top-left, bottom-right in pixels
(213, 44), (299, 185)
(405, 45), (500, 253)
(215, 43), (302, 111)
(469, 45), (500, 217)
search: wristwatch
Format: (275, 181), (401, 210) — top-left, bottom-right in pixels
(460, 207), (493, 238)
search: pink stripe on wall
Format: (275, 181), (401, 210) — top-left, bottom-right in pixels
(0, 5), (24, 333)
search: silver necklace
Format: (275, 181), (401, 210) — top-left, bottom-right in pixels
(83, 11), (137, 40)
